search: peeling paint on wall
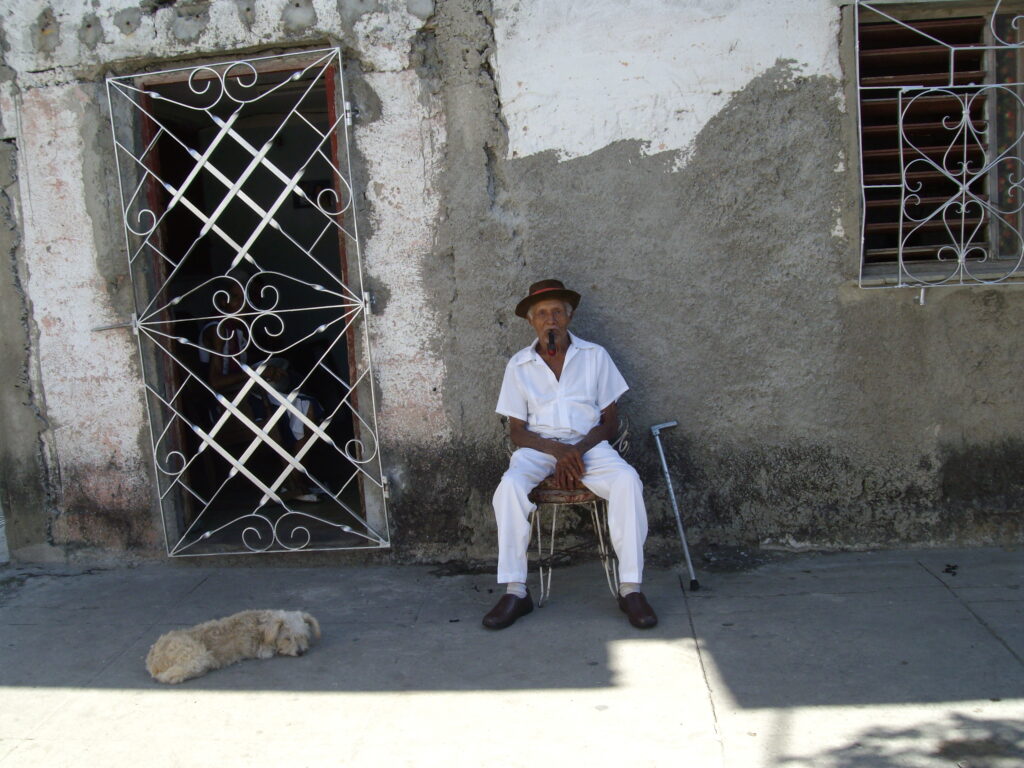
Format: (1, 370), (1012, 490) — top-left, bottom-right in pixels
(359, 69), (449, 446)
(17, 85), (149, 518)
(491, 0), (843, 162)
(0, 0), (403, 89)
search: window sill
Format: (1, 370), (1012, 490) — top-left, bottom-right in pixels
(859, 260), (1024, 288)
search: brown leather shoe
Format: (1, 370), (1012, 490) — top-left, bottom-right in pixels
(482, 592), (534, 630)
(618, 592), (658, 629)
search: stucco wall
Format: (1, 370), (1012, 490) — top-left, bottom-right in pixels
(409, 0), (1024, 557)
(0, 110), (50, 558)
(0, 0), (1021, 564)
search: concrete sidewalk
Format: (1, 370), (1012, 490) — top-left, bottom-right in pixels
(0, 547), (1021, 767)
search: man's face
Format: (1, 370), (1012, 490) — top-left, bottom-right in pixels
(528, 298), (572, 344)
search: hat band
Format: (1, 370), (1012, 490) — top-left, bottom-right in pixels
(530, 286), (564, 297)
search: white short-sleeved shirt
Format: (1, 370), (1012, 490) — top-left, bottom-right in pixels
(495, 332), (628, 442)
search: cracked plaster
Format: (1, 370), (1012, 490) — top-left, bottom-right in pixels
(17, 85), (149, 514)
(0, 1), (421, 88)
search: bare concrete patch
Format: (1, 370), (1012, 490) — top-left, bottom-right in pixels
(32, 8), (60, 55)
(77, 14), (104, 50)
(50, 506), (158, 553)
(113, 8), (143, 36)
(0, 139), (51, 556)
(233, 0), (255, 29)
(171, 2), (211, 43)
(338, 0), (382, 29)
(282, 0), (317, 34)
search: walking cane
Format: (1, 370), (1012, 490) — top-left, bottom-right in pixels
(650, 421), (700, 591)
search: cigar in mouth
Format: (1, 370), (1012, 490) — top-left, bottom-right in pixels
(547, 330), (556, 356)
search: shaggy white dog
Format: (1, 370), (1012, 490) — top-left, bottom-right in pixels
(146, 609), (321, 684)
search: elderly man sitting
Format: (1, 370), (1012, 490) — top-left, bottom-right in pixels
(483, 279), (657, 630)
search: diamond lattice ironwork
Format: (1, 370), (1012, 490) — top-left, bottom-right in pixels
(106, 49), (389, 555)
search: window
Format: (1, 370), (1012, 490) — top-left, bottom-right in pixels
(856, 0), (1024, 286)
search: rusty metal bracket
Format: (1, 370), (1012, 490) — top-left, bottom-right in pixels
(91, 313), (138, 334)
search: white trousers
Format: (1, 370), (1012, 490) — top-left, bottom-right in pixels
(493, 441), (648, 584)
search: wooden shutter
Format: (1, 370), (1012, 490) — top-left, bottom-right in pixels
(858, 15), (988, 264)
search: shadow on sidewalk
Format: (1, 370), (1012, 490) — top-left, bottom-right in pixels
(0, 561), (693, 692)
(777, 713), (1024, 767)
(1, 547), (1022, 707)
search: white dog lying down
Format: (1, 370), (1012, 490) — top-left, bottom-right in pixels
(146, 609), (321, 684)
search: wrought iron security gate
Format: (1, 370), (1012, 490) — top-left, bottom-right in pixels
(106, 49), (389, 556)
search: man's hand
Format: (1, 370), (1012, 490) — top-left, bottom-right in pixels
(507, 417), (589, 489)
(551, 443), (585, 490)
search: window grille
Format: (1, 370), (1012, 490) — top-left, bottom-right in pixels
(856, 0), (1024, 287)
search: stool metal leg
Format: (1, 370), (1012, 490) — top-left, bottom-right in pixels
(531, 504), (559, 606)
(591, 501), (619, 598)
(530, 507), (543, 605)
(533, 500), (619, 604)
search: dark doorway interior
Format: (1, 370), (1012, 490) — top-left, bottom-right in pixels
(138, 64), (365, 553)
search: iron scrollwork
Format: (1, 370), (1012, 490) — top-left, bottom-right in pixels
(858, 1), (1024, 287)
(107, 50), (389, 555)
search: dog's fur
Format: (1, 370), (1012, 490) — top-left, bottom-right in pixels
(146, 609), (321, 684)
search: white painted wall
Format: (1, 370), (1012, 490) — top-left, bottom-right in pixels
(17, 85), (150, 509)
(491, 0), (843, 163)
(358, 69), (450, 445)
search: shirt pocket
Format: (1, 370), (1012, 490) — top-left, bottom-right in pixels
(564, 396), (600, 436)
(529, 392), (559, 428)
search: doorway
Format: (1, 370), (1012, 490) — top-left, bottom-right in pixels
(106, 50), (389, 555)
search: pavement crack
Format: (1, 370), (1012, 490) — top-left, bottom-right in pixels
(682, 583), (726, 764)
(85, 572), (217, 687)
(917, 560), (1024, 669)
(83, 620), (157, 689)
(183, 573), (210, 597)
(0, 567), (107, 606)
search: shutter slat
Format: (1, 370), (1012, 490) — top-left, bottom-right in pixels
(862, 145), (985, 160)
(861, 70), (986, 87)
(865, 195), (988, 208)
(859, 17), (986, 49)
(865, 218), (985, 234)
(862, 120), (987, 136)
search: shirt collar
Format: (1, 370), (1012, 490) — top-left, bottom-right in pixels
(513, 332), (593, 366)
